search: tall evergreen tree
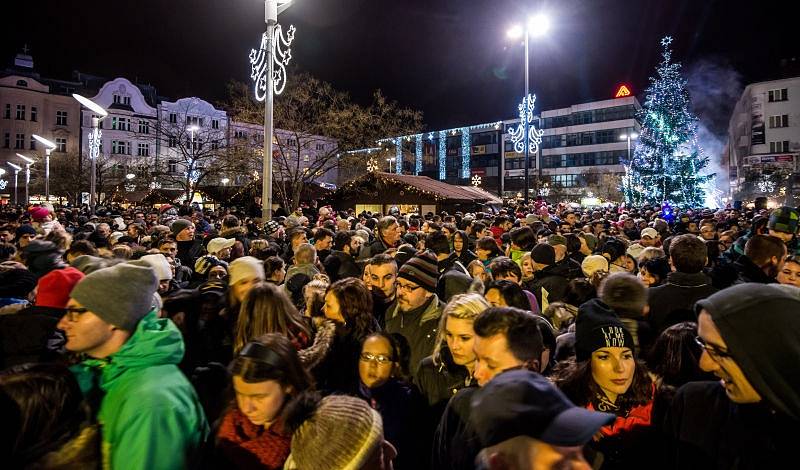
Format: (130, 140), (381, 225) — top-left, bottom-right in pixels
(623, 36), (714, 207)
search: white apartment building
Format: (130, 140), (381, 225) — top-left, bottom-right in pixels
(726, 76), (800, 200)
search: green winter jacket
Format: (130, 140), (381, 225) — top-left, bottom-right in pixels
(71, 310), (209, 470)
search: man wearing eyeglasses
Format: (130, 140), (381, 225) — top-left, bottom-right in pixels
(385, 250), (444, 377)
(57, 263), (208, 469)
(666, 283), (800, 469)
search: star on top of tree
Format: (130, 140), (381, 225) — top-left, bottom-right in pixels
(661, 36), (673, 47)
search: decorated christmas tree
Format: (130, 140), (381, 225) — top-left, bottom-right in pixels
(623, 36), (714, 208)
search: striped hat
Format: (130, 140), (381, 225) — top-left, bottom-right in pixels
(397, 250), (439, 293)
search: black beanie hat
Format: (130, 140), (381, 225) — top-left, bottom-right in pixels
(575, 298), (635, 362)
(531, 243), (556, 265)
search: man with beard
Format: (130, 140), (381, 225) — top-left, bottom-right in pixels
(732, 235), (786, 284)
(367, 254), (398, 329)
(323, 230), (362, 282)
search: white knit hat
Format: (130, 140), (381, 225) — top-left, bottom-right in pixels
(581, 254), (609, 278)
(131, 254), (173, 281)
(228, 256), (265, 286)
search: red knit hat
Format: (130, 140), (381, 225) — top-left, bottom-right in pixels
(29, 206), (51, 221)
(36, 267), (85, 309)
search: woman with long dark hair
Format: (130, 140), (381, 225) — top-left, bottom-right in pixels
(552, 298), (655, 469)
(449, 230), (477, 268)
(234, 282), (311, 354)
(216, 334), (314, 469)
(313, 277), (378, 395)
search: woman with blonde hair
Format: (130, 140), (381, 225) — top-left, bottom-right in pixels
(415, 293), (489, 414)
(234, 282), (311, 354)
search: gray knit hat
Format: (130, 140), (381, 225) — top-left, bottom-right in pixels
(170, 218), (193, 238)
(70, 263), (158, 331)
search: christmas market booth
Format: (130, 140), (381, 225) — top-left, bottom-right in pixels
(331, 172), (502, 215)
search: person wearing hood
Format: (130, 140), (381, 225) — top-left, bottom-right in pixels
(57, 263), (209, 469)
(0, 268), (38, 315)
(21, 239), (66, 278)
(219, 214), (251, 258)
(666, 283), (800, 469)
(385, 251), (445, 378)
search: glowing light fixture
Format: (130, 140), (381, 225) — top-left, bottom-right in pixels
(72, 94), (108, 117)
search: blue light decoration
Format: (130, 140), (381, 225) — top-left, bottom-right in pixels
(395, 136), (403, 174)
(460, 127), (471, 178)
(438, 130), (447, 180)
(415, 134), (422, 175)
(508, 94), (544, 154)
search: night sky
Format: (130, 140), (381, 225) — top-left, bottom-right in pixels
(2, 0), (797, 132)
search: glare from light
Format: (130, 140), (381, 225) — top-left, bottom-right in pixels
(620, 135), (628, 141)
(528, 14), (550, 37)
(507, 24), (523, 39)
(188, 125), (199, 132)
(126, 173), (136, 180)
(8, 162), (22, 171)
(17, 154), (35, 164)
(630, 132), (639, 139)
(73, 94), (108, 117)
(32, 134), (57, 149)
(221, 178), (230, 184)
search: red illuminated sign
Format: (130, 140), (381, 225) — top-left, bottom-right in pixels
(615, 85), (632, 98)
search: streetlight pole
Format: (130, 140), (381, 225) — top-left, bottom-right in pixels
(73, 94), (108, 215)
(17, 154), (34, 205)
(7, 163), (21, 205)
(33, 134), (57, 202)
(523, 30), (530, 206)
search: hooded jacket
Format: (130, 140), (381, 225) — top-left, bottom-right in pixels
(71, 310), (209, 470)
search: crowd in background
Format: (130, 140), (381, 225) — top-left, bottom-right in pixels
(1, 198), (799, 469)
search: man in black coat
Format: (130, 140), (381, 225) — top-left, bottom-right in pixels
(323, 230), (362, 282)
(648, 234), (717, 335)
(666, 284), (800, 469)
(524, 243), (569, 309)
(731, 234), (786, 285)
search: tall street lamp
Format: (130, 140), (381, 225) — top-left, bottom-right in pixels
(250, 0), (296, 221)
(507, 13), (550, 205)
(387, 157), (396, 173)
(73, 94), (108, 214)
(7, 163), (21, 205)
(620, 132), (639, 161)
(17, 154), (35, 205)
(32, 134), (57, 202)
(620, 132), (638, 203)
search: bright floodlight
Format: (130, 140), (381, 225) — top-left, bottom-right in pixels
(73, 93), (108, 117)
(528, 14), (550, 37)
(126, 173), (136, 180)
(507, 24), (524, 39)
(16, 154), (35, 164)
(0, 168), (5, 175)
(188, 125), (200, 132)
(8, 162), (22, 171)
(630, 132), (639, 139)
(32, 134), (57, 149)
(620, 134), (628, 140)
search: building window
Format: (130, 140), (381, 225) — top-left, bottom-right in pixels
(550, 174), (579, 187)
(3, 132), (9, 148)
(56, 110), (68, 126)
(303, 154), (310, 162)
(169, 113), (177, 123)
(168, 160), (177, 173)
(111, 140), (131, 155)
(16, 105), (25, 120)
(168, 136), (177, 147)
(15, 133), (25, 149)
(113, 95), (121, 104)
(124, 96), (131, 105)
(211, 140), (219, 150)
(112, 117), (131, 131)
(768, 88), (788, 102)
(212, 119), (219, 129)
(30, 136), (36, 150)
(769, 141), (790, 153)
(30, 106), (37, 122)
(769, 115), (789, 128)
(315, 143), (325, 151)
(137, 143), (150, 156)
(234, 130), (246, 139)
(287, 138), (297, 147)
(4, 104), (10, 119)
(186, 116), (203, 127)
(56, 138), (67, 152)
(138, 120), (150, 134)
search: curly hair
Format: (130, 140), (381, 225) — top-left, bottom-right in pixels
(326, 278), (376, 341)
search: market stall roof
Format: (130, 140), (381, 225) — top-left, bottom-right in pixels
(333, 172), (501, 205)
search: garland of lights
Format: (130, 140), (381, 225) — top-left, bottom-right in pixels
(395, 136), (403, 174)
(461, 127), (470, 178)
(250, 23), (296, 100)
(415, 134), (422, 175)
(438, 130), (447, 180)
(509, 94), (544, 154)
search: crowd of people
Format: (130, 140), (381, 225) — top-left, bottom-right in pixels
(0, 198), (799, 469)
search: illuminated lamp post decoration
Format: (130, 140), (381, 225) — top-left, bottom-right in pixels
(395, 136), (403, 174)
(0, 168), (7, 192)
(461, 127), (470, 178)
(249, 0), (296, 221)
(415, 134), (422, 175)
(438, 130), (447, 180)
(471, 174), (482, 187)
(367, 157), (379, 173)
(508, 94), (544, 195)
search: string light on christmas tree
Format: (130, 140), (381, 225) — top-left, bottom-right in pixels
(415, 134), (423, 175)
(509, 94), (544, 154)
(438, 130), (446, 180)
(461, 127), (471, 178)
(395, 136), (403, 174)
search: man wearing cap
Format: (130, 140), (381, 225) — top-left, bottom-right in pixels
(767, 206), (799, 255)
(57, 263), (208, 469)
(385, 250), (444, 376)
(172, 218), (204, 271)
(548, 233), (582, 280)
(14, 224), (37, 249)
(667, 283), (800, 468)
(193, 237), (235, 283)
(470, 369), (614, 470)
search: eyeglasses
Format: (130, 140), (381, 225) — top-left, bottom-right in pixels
(396, 282), (423, 292)
(360, 353), (394, 364)
(64, 307), (89, 322)
(695, 336), (733, 362)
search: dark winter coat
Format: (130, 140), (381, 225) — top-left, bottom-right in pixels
(358, 379), (429, 469)
(323, 250), (361, 282)
(524, 263), (570, 309)
(312, 323), (374, 396)
(0, 305), (65, 369)
(647, 272), (717, 335)
(431, 385), (480, 470)
(177, 237), (205, 272)
(415, 347), (474, 430)
(665, 381), (797, 469)
(360, 236), (393, 260)
(732, 255), (777, 285)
